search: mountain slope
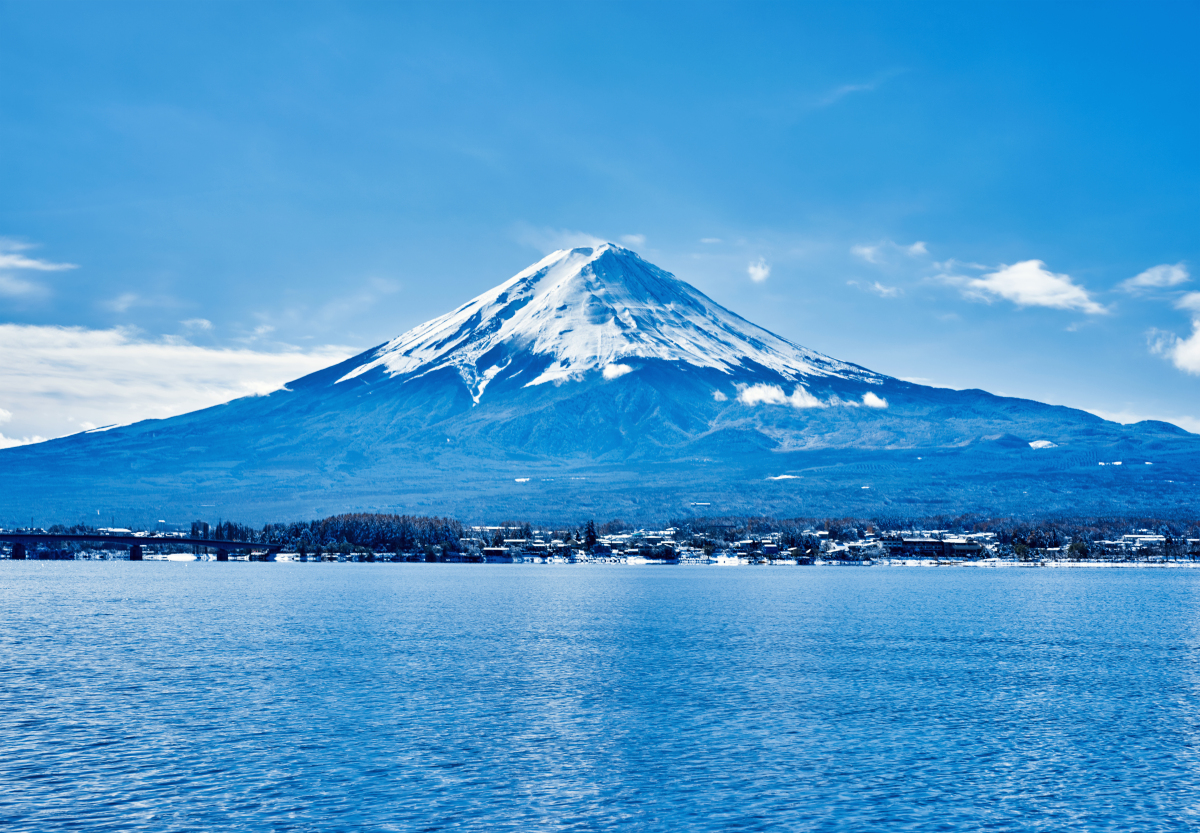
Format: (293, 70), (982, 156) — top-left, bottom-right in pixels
(1, 244), (1197, 524)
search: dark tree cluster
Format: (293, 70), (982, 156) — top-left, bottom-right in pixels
(189, 513), (464, 553)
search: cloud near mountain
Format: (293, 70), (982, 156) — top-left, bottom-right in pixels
(0, 323), (353, 446)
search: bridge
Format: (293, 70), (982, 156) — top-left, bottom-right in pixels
(0, 533), (283, 561)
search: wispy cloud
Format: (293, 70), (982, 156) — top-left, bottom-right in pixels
(181, 318), (213, 331)
(0, 238), (77, 272)
(851, 244), (882, 264)
(0, 238), (73, 300)
(100, 290), (187, 314)
(619, 234), (646, 248)
(700, 237), (722, 244)
(0, 274), (50, 299)
(812, 69), (906, 108)
(945, 260), (1107, 315)
(514, 224), (607, 254)
(848, 279), (902, 298)
(932, 258), (988, 272)
(747, 257), (771, 283)
(104, 292), (141, 313)
(0, 324), (356, 447)
(817, 82), (880, 107)
(304, 276), (400, 332)
(1119, 262), (1189, 293)
(851, 240), (927, 265)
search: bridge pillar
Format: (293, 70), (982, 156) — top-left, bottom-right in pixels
(216, 549), (229, 562)
(130, 544), (143, 561)
(11, 543), (26, 560)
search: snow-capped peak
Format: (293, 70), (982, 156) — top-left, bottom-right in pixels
(337, 243), (881, 401)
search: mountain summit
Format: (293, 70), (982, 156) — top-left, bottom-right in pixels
(1, 245), (1197, 523)
(338, 244), (879, 403)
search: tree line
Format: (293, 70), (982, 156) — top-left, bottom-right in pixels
(187, 514), (465, 553)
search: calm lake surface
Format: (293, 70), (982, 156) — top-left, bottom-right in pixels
(2, 563), (1198, 832)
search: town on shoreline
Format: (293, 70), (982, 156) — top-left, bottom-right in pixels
(4, 513), (1199, 566)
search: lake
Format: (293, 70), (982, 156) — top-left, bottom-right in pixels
(2, 563), (1198, 831)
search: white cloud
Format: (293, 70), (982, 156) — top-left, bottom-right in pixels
(0, 238), (77, 272)
(619, 234), (646, 248)
(748, 258), (771, 283)
(905, 241), (928, 256)
(0, 432), (48, 450)
(862, 392), (888, 408)
(0, 407), (10, 424)
(1175, 292), (1200, 314)
(950, 260), (1107, 315)
(0, 324), (356, 446)
(766, 474), (798, 480)
(700, 237), (722, 244)
(602, 363), (633, 380)
(788, 387), (825, 408)
(711, 389), (728, 401)
(1148, 323), (1200, 376)
(1120, 262), (1189, 293)
(0, 238), (74, 302)
(738, 383), (789, 406)
(737, 383), (826, 409)
(182, 318), (213, 331)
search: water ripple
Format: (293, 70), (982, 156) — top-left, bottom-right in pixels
(1, 563), (1198, 831)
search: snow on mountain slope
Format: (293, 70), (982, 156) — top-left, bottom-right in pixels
(337, 244), (883, 403)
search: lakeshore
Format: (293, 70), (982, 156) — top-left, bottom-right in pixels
(11, 548), (1200, 569)
(5, 514), (1199, 567)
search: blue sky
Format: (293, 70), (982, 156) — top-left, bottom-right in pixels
(1, 0), (1198, 444)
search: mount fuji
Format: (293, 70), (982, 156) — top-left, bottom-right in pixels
(3, 243), (1197, 524)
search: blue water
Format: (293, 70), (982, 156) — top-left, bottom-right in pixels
(2, 564), (1198, 831)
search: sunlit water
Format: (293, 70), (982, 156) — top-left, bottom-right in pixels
(2, 563), (1199, 831)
